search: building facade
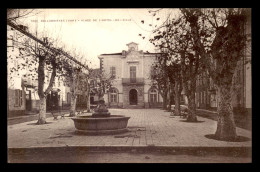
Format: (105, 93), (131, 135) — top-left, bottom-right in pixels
(98, 42), (163, 108)
(7, 24), (87, 116)
(195, 71), (214, 110)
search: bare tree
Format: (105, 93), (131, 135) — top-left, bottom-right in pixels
(180, 8), (249, 140)
(7, 19), (89, 124)
(8, 28), (64, 124)
(61, 48), (89, 117)
(7, 9), (41, 22)
(150, 55), (169, 110)
(145, 12), (187, 117)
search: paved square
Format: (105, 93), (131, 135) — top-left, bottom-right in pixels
(8, 109), (252, 148)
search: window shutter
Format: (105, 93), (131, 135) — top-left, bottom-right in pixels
(113, 67), (116, 76)
(113, 67), (116, 77)
(19, 90), (23, 107)
(14, 89), (19, 106)
(110, 67), (116, 78)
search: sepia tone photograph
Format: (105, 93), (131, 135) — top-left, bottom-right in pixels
(7, 8), (252, 163)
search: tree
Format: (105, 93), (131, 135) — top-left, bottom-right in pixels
(150, 56), (169, 110)
(167, 62), (183, 116)
(8, 31), (64, 124)
(85, 74), (91, 113)
(180, 8), (249, 140)
(168, 16), (201, 122)
(7, 9), (41, 22)
(61, 53), (89, 117)
(90, 70), (114, 105)
(159, 14), (201, 121)
(144, 12), (187, 116)
(167, 82), (175, 111)
(7, 19), (89, 123)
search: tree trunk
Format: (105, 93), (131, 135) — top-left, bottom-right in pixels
(86, 83), (91, 112)
(215, 84), (237, 140)
(167, 90), (172, 112)
(186, 93), (197, 122)
(37, 57), (47, 124)
(37, 96), (47, 124)
(162, 92), (168, 110)
(69, 71), (78, 117)
(174, 82), (181, 116)
(168, 85), (175, 111)
(70, 94), (77, 116)
(186, 78), (198, 122)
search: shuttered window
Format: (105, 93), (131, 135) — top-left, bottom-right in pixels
(130, 66), (136, 83)
(14, 89), (23, 107)
(110, 89), (117, 103)
(19, 90), (23, 106)
(110, 67), (116, 78)
(150, 89), (157, 103)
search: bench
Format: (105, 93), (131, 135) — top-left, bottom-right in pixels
(180, 106), (188, 118)
(76, 108), (91, 116)
(170, 105), (189, 118)
(51, 110), (65, 120)
(90, 104), (98, 109)
(76, 105), (98, 115)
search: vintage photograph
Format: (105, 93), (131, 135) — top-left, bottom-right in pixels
(7, 8), (251, 163)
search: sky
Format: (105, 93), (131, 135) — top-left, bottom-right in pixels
(15, 8), (177, 69)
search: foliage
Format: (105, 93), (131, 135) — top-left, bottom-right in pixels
(179, 8), (250, 137)
(7, 9), (41, 22)
(180, 8), (248, 86)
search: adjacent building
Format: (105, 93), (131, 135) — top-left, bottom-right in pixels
(7, 24), (88, 116)
(195, 9), (252, 116)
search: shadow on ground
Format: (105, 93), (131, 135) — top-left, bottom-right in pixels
(205, 134), (251, 142)
(179, 120), (205, 123)
(27, 122), (53, 125)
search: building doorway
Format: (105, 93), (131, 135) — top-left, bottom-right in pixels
(25, 90), (32, 111)
(129, 89), (138, 105)
(46, 91), (59, 111)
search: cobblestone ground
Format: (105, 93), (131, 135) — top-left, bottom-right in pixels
(8, 109), (252, 148)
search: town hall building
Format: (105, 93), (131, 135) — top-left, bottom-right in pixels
(98, 42), (163, 108)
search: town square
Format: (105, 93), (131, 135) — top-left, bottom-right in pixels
(7, 8), (252, 163)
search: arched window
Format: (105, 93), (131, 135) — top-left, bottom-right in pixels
(149, 88), (157, 103)
(110, 88), (118, 103)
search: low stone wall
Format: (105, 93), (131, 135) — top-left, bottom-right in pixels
(8, 110), (25, 118)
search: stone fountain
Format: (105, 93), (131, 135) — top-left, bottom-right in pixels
(71, 98), (130, 135)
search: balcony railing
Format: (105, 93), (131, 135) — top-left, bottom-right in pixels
(122, 78), (144, 85)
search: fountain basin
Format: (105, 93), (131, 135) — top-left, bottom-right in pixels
(71, 115), (130, 134)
